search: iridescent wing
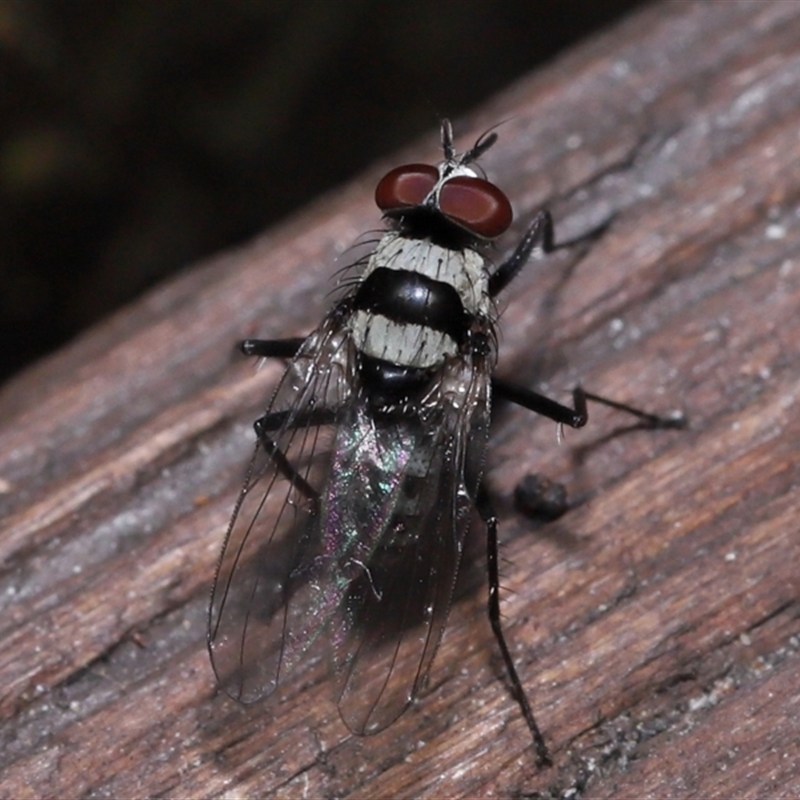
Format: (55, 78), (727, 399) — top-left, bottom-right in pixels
(209, 307), (492, 734)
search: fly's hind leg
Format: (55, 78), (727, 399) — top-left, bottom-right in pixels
(477, 486), (552, 768)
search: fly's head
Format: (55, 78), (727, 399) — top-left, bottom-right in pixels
(374, 120), (513, 246)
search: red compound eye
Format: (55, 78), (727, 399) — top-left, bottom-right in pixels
(375, 164), (438, 211)
(438, 176), (512, 239)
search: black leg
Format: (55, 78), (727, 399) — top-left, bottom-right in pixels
(489, 210), (554, 297)
(493, 378), (587, 428)
(489, 206), (687, 428)
(251, 405), (339, 504)
(489, 207), (617, 299)
(581, 390), (687, 429)
(494, 378), (686, 430)
(240, 337), (306, 359)
(240, 334), (332, 501)
(477, 487), (552, 768)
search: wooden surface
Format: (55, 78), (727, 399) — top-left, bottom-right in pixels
(2, 0), (800, 796)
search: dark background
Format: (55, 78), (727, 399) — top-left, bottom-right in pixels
(0, 0), (648, 386)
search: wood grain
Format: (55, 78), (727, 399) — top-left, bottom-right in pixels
(2, 1), (800, 797)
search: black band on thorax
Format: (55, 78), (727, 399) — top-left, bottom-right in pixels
(354, 267), (467, 342)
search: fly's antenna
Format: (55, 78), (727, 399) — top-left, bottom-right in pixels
(440, 118), (500, 170)
(463, 128), (498, 164)
(441, 118), (456, 161)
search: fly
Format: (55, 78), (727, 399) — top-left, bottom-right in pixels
(208, 120), (684, 767)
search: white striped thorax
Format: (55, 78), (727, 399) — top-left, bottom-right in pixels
(361, 233), (489, 316)
(350, 233), (490, 369)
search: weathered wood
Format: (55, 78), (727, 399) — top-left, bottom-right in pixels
(2, 0), (800, 796)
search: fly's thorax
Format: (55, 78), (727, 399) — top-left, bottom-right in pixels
(349, 231), (491, 376)
(363, 231), (490, 316)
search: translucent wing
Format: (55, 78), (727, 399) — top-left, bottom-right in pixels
(209, 304), (492, 734)
(208, 306), (358, 701)
(330, 352), (492, 734)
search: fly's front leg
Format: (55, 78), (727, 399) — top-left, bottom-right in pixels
(489, 207), (616, 297)
(490, 207), (685, 430)
(477, 487), (552, 768)
(489, 210), (555, 297)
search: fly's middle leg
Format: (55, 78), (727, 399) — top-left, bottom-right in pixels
(493, 379), (686, 431)
(252, 406), (338, 505)
(240, 337), (305, 358)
